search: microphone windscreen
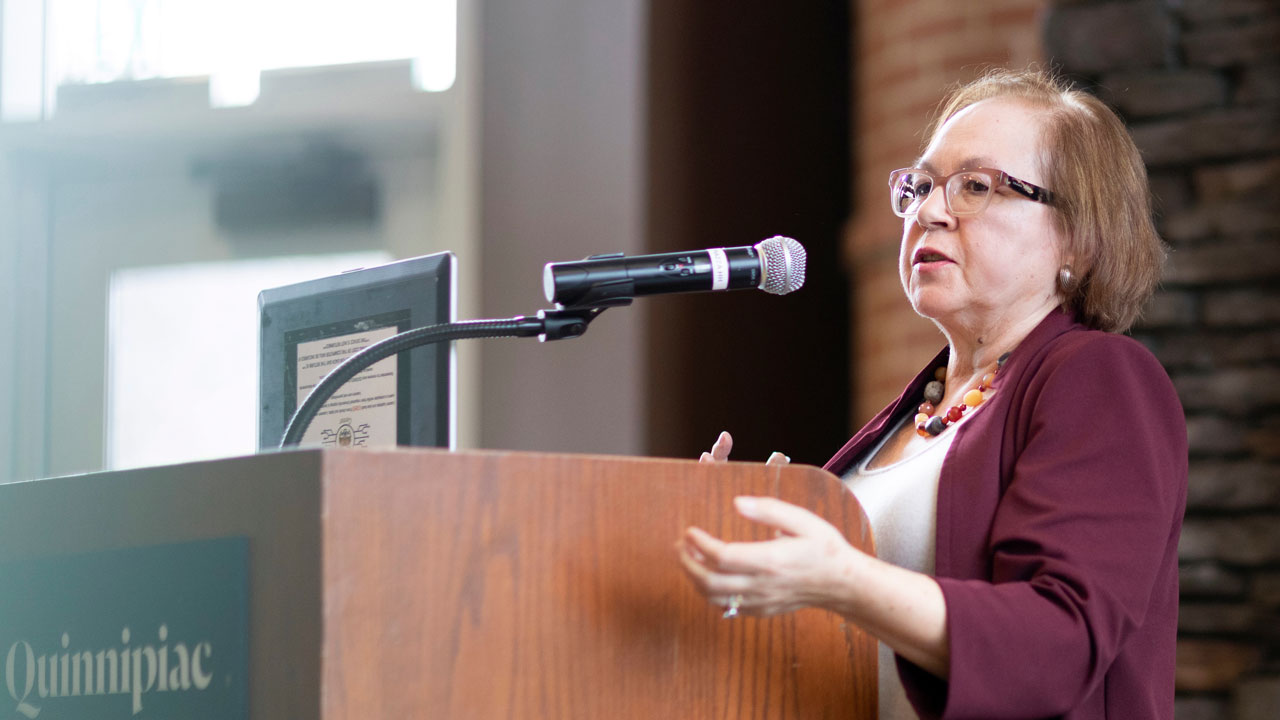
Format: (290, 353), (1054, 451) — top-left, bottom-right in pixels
(757, 236), (806, 295)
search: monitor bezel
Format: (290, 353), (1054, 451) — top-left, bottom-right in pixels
(256, 252), (456, 451)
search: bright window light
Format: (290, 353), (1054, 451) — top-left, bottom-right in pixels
(36, 0), (455, 107)
(107, 252), (392, 471)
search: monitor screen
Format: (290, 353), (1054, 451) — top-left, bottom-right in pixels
(257, 252), (455, 450)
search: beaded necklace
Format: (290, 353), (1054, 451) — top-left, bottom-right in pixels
(914, 351), (1011, 438)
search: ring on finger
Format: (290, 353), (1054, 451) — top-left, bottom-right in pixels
(722, 594), (744, 619)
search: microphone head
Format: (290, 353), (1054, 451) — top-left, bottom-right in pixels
(756, 236), (806, 295)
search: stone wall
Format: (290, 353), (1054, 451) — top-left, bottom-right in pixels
(850, 0), (1280, 716)
(1044, 1), (1280, 717)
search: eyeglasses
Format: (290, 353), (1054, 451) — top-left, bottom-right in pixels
(888, 167), (1055, 218)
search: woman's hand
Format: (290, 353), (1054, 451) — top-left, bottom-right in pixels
(698, 431), (790, 466)
(676, 496), (860, 617)
(699, 431), (734, 463)
(676, 495), (951, 678)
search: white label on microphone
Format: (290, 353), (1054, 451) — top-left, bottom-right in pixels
(708, 248), (730, 290)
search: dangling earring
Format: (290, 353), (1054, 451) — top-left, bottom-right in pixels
(1056, 265), (1077, 294)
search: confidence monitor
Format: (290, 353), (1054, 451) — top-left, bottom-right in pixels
(257, 252), (456, 450)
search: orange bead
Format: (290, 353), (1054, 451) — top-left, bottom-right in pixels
(947, 405), (964, 422)
(934, 366), (947, 381)
(915, 412), (930, 426)
(982, 372), (995, 387)
(918, 402), (935, 415)
(916, 423), (931, 438)
(964, 389), (985, 407)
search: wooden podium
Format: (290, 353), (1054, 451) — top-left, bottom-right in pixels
(0, 448), (875, 718)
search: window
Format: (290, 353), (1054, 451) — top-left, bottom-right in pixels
(106, 252), (391, 470)
(3, 0), (456, 117)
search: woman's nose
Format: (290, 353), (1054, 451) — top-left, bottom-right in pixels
(915, 188), (957, 231)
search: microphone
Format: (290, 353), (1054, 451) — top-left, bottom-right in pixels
(544, 235), (806, 308)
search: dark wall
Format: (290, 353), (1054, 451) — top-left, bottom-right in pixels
(646, 1), (852, 464)
(478, 0), (648, 455)
(1045, 0), (1280, 711)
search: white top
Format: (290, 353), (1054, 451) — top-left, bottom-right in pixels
(842, 414), (960, 720)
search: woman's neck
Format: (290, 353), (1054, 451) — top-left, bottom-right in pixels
(939, 304), (1057, 380)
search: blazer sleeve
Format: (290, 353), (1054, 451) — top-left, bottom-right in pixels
(914, 334), (1187, 718)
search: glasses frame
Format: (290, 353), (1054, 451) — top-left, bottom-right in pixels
(888, 166), (1055, 219)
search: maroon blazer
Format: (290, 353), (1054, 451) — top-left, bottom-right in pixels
(825, 309), (1187, 720)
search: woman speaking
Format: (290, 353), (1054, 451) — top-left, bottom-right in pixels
(678, 69), (1188, 720)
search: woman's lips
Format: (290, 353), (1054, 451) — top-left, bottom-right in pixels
(913, 247), (953, 265)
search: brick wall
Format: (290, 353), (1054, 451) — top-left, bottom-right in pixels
(846, 0), (1045, 423)
(850, 0), (1280, 717)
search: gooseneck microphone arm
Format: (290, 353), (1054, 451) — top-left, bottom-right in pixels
(278, 306), (608, 449)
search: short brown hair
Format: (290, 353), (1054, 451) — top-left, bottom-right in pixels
(926, 68), (1165, 333)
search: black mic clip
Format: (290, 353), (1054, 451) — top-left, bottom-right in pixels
(539, 275), (629, 340)
(536, 306), (612, 342)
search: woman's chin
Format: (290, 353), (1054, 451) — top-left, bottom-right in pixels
(908, 292), (962, 322)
